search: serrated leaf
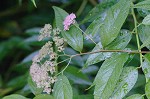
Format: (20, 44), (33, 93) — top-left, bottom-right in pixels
(2, 94), (27, 99)
(138, 25), (150, 49)
(64, 66), (92, 85)
(145, 80), (150, 99)
(53, 75), (73, 99)
(53, 6), (83, 52)
(142, 54), (150, 82)
(142, 14), (150, 25)
(134, 0), (150, 10)
(33, 94), (54, 99)
(126, 94), (144, 99)
(99, 0), (130, 47)
(110, 67), (138, 99)
(28, 75), (43, 95)
(94, 53), (128, 99)
(85, 30), (131, 67)
(82, 1), (116, 23)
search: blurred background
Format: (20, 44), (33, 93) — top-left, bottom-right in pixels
(0, 0), (98, 98)
(0, 0), (149, 98)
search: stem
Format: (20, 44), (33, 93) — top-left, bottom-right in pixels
(71, 50), (150, 58)
(57, 58), (72, 75)
(57, 49), (150, 75)
(131, 5), (143, 67)
(74, 24), (97, 45)
(76, 0), (88, 17)
(56, 58), (71, 65)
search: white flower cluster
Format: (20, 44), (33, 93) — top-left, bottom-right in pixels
(38, 24), (52, 41)
(30, 24), (65, 94)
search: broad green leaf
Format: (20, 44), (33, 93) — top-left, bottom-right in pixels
(94, 53), (128, 99)
(62, 26), (83, 52)
(84, 42), (113, 67)
(53, 6), (83, 52)
(134, 0), (150, 10)
(28, 75), (43, 95)
(126, 94), (144, 99)
(33, 94), (54, 99)
(105, 29), (132, 49)
(99, 0), (130, 47)
(142, 54), (150, 82)
(141, 36), (150, 48)
(3, 94), (27, 99)
(31, 0), (37, 7)
(85, 30), (131, 67)
(82, 1), (116, 23)
(137, 8), (150, 18)
(53, 75), (73, 99)
(82, 65), (98, 74)
(7, 75), (27, 89)
(64, 66), (92, 85)
(142, 14), (150, 25)
(138, 25), (150, 49)
(110, 67), (138, 99)
(73, 94), (93, 99)
(84, 17), (102, 39)
(145, 80), (150, 99)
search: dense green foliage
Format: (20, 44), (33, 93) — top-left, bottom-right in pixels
(1, 0), (150, 99)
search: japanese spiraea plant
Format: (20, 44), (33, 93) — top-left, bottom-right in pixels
(3, 0), (150, 99)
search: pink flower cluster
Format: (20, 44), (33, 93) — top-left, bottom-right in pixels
(63, 13), (76, 31)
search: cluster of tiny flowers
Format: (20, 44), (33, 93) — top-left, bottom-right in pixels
(38, 24), (52, 41)
(30, 24), (65, 94)
(63, 13), (76, 31)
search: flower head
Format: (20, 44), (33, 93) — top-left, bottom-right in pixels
(63, 13), (76, 31)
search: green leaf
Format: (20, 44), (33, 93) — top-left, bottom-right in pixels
(33, 94), (54, 99)
(145, 80), (150, 99)
(110, 67), (138, 99)
(142, 14), (150, 25)
(53, 75), (73, 99)
(7, 75), (27, 89)
(62, 26), (83, 52)
(73, 94), (93, 99)
(82, 1), (116, 23)
(64, 66), (92, 85)
(141, 36), (150, 49)
(142, 54), (150, 82)
(31, 0), (37, 7)
(134, 0), (150, 10)
(53, 6), (83, 52)
(126, 94), (144, 99)
(84, 17), (102, 39)
(85, 29), (131, 67)
(2, 94), (27, 99)
(99, 0), (130, 47)
(138, 25), (150, 49)
(28, 75), (43, 95)
(105, 29), (132, 49)
(94, 53), (128, 99)
(84, 42), (112, 67)
(137, 8), (150, 18)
